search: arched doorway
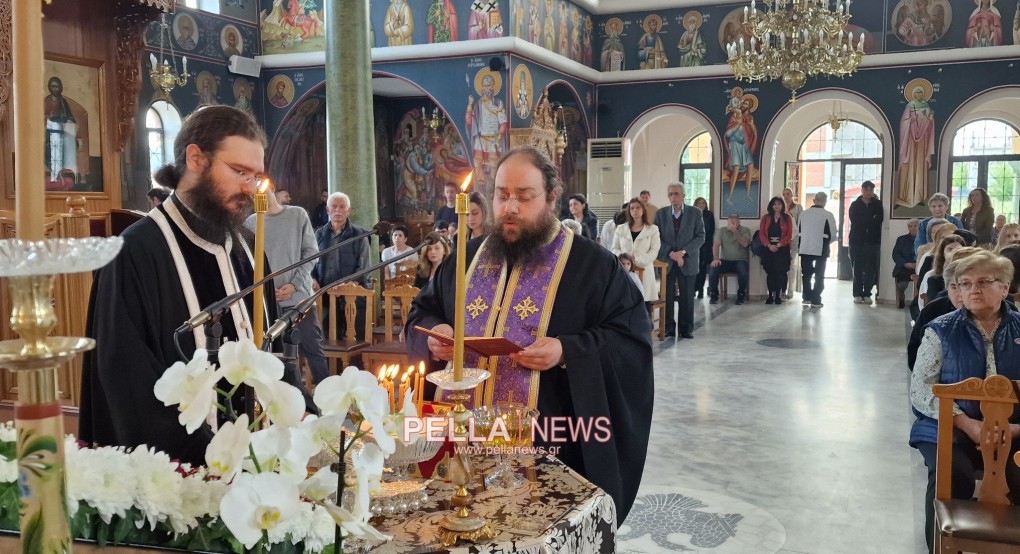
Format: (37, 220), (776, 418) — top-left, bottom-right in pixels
(624, 105), (720, 213)
(949, 119), (1020, 224)
(793, 121), (884, 278)
(545, 82), (590, 207)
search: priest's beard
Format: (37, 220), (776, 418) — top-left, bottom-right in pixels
(488, 208), (559, 267)
(184, 167), (253, 245)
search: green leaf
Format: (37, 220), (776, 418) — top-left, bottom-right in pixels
(21, 436), (58, 457)
(0, 482), (19, 530)
(113, 515), (136, 544)
(0, 440), (16, 461)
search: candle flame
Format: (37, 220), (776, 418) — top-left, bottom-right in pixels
(460, 172), (473, 192)
(257, 178), (271, 194)
(418, 361), (425, 375)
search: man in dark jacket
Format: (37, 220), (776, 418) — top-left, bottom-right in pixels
(311, 192), (371, 339)
(848, 181), (883, 304)
(892, 218), (919, 309)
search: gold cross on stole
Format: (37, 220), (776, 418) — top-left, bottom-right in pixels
(513, 296), (539, 321)
(466, 296), (489, 319)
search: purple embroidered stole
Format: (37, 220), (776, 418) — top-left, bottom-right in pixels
(438, 226), (573, 409)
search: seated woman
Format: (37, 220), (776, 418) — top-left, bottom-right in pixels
(381, 224), (419, 279)
(909, 250), (1020, 553)
(918, 235), (964, 309)
(906, 247), (981, 371)
(414, 231), (450, 289)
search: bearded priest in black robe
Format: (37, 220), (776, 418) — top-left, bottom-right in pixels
(80, 106), (308, 466)
(406, 146), (654, 524)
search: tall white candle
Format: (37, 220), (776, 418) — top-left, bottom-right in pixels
(13, 0), (45, 241)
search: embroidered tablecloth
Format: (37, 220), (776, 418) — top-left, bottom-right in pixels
(349, 454), (616, 554)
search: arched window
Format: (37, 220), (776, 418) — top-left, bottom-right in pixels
(679, 132), (712, 206)
(145, 101), (182, 184)
(183, 0), (219, 13)
(791, 120), (883, 277)
(949, 119), (1020, 223)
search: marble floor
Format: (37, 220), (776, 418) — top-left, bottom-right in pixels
(621, 280), (927, 554)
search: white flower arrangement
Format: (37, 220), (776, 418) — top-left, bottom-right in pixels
(0, 339), (399, 553)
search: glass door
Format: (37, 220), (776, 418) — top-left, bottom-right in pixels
(838, 163), (883, 280)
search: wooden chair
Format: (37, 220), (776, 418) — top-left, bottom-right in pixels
(932, 375), (1020, 552)
(718, 273), (739, 300)
(649, 260), (669, 341)
(322, 283), (375, 375)
(361, 284), (420, 372)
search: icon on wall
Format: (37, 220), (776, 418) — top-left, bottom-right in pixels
(427, 0), (459, 43)
(894, 78), (935, 209)
(718, 7), (756, 51)
(384, 0), (415, 46)
(196, 71), (218, 107)
(966, 0), (1002, 47)
(172, 13), (198, 51)
(221, 24), (244, 57)
(677, 11), (706, 67)
(268, 75), (295, 109)
(232, 77), (254, 114)
(513, 64), (533, 119)
(466, 67), (508, 196)
(469, 0), (503, 40)
(892, 0), (952, 47)
(722, 87), (761, 217)
(602, 18), (625, 71)
(638, 14), (668, 69)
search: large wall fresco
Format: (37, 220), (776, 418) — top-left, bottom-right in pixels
(508, 0), (595, 66)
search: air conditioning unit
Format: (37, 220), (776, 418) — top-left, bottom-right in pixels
(586, 138), (631, 223)
(228, 55), (262, 77)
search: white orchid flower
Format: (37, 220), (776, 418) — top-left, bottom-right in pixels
(299, 466), (338, 502)
(219, 472), (301, 550)
(313, 367), (395, 454)
(218, 339), (284, 388)
(321, 502), (390, 543)
(154, 351), (222, 434)
(299, 414), (344, 447)
(353, 442), (385, 505)
(253, 380), (305, 428)
(383, 389), (419, 442)
(248, 426), (319, 484)
(205, 414), (251, 483)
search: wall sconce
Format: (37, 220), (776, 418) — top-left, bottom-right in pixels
(150, 14), (189, 96)
(422, 105), (444, 131)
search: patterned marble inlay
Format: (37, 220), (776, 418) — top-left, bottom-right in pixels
(618, 486), (785, 553)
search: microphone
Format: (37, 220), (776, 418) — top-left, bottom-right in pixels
(173, 227), (377, 335)
(262, 235), (436, 349)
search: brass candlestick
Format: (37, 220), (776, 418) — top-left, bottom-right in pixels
(0, 237), (123, 553)
(438, 451), (494, 547)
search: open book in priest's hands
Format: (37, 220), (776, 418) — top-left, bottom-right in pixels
(413, 325), (524, 357)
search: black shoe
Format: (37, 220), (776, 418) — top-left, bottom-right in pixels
(765, 294), (774, 305)
(775, 296), (783, 305)
(696, 290), (704, 299)
(736, 295), (745, 305)
(664, 330), (676, 338)
(680, 331), (694, 339)
(709, 297), (718, 304)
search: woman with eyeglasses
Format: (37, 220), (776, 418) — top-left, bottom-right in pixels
(909, 250), (1020, 553)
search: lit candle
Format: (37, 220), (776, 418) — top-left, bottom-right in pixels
(253, 179), (271, 346)
(13, 1), (45, 241)
(453, 172), (472, 383)
(416, 361), (425, 413)
(398, 367), (410, 411)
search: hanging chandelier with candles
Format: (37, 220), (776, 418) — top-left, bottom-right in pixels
(149, 14), (190, 97)
(726, 0), (864, 102)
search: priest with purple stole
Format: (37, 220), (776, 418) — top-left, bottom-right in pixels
(407, 146), (654, 524)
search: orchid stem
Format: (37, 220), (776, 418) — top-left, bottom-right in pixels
(248, 443), (263, 473)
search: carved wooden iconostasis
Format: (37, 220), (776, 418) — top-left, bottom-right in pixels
(0, 0), (170, 408)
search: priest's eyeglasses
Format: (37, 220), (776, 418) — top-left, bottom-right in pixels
(495, 190), (541, 206)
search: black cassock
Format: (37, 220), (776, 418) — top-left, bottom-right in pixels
(79, 200), (308, 466)
(406, 235), (655, 523)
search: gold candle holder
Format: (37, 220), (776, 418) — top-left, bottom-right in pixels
(0, 237), (123, 553)
(438, 451), (494, 547)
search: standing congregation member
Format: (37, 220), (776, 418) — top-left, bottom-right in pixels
(435, 182), (458, 226)
(708, 214), (752, 305)
(640, 189), (658, 216)
(381, 224), (419, 279)
(655, 182), (706, 339)
(783, 187), (802, 300)
(612, 197), (661, 313)
(758, 196), (794, 305)
(693, 197), (715, 299)
(961, 187), (994, 245)
(244, 181), (329, 384)
(80, 106), (310, 465)
(797, 192), (837, 308)
(311, 192), (371, 339)
(848, 181), (884, 304)
(567, 193), (599, 241)
(407, 146), (654, 524)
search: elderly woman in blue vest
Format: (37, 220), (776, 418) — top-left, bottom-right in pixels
(909, 249), (1020, 553)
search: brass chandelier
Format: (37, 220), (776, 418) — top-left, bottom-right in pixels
(150, 14), (190, 97)
(726, 0), (864, 102)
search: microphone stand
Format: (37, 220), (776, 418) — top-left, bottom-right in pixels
(260, 238), (434, 351)
(171, 228), (377, 362)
